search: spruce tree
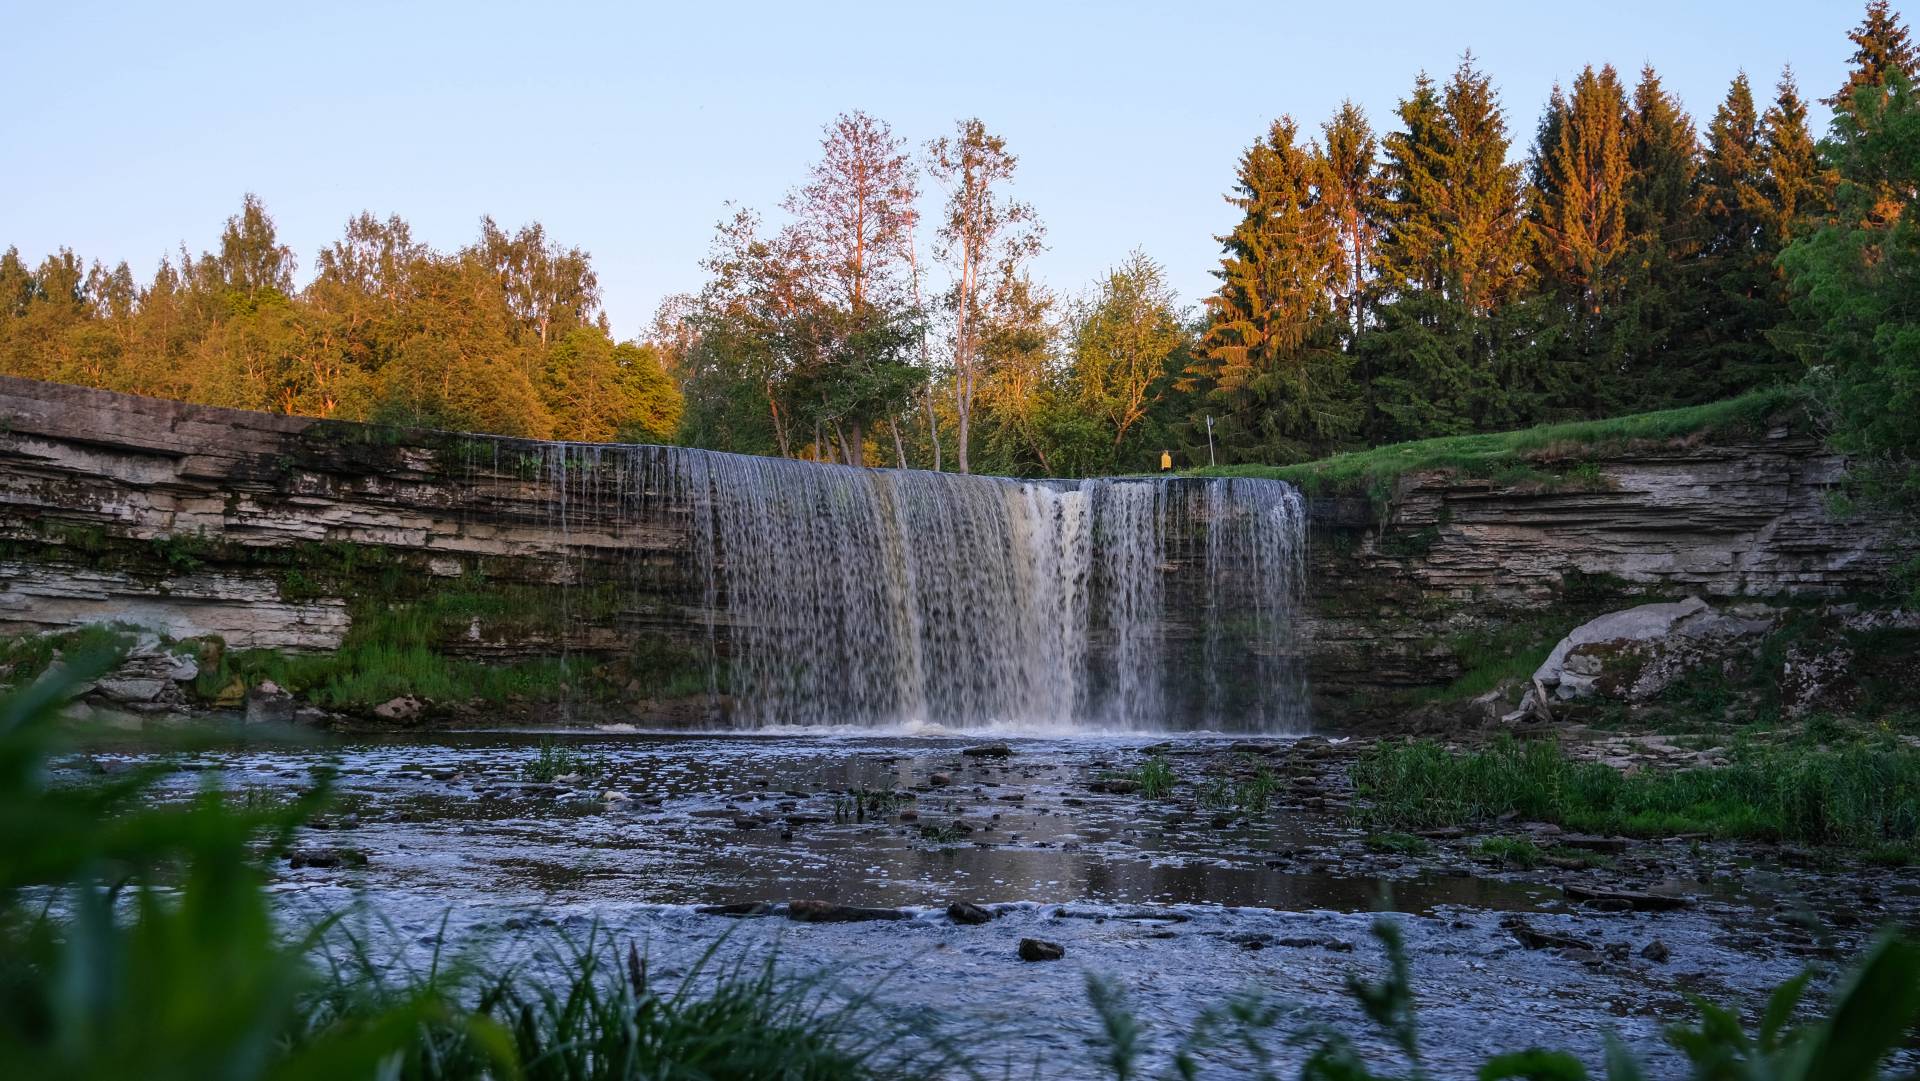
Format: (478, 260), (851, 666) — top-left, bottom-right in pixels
(1318, 101), (1379, 339)
(1527, 65), (1635, 413)
(1361, 57), (1529, 440)
(1760, 68), (1831, 242)
(1827, 0), (1918, 123)
(1612, 65), (1703, 408)
(1194, 116), (1354, 460)
(1693, 73), (1782, 394)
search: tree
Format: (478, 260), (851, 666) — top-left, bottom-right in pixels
(540, 326), (683, 443)
(1761, 68), (1831, 245)
(927, 118), (1042, 473)
(1691, 73), (1784, 393)
(1192, 116), (1354, 461)
(1779, 66), (1920, 570)
(473, 218), (602, 349)
(781, 111), (923, 465)
(1827, 0), (1918, 123)
(1530, 66), (1634, 314)
(1362, 58), (1530, 440)
(1070, 252), (1185, 455)
(1319, 101), (1379, 337)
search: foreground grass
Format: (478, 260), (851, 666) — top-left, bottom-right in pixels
(1192, 385), (1801, 497)
(1351, 735), (1920, 854)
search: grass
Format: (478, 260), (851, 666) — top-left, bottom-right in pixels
(833, 787), (904, 822)
(1190, 385), (1801, 500)
(1363, 831), (1431, 856)
(1351, 735), (1920, 856)
(1198, 761), (1282, 815)
(521, 737), (608, 784)
(1475, 835), (1543, 868)
(1130, 755), (1177, 799)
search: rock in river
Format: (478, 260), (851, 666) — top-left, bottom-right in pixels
(1018, 937), (1065, 961)
(786, 900), (910, 923)
(947, 901), (994, 925)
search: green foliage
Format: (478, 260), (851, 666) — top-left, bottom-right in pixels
(521, 737), (608, 784)
(1363, 832), (1432, 856)
(1131, 755), (1177, 799)
(1197, 386), (1799, 496)
(1351, 736), (1920, 854)
(1475, 835), (1543, 868)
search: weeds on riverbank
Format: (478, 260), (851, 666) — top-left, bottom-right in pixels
(1352, 736), (1920, 855)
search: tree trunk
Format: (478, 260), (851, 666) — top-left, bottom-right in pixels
(890, 416), (908, 469)
(843, 419), (863, 468)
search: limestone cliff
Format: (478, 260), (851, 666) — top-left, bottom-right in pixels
(0, 376), (1904, 727)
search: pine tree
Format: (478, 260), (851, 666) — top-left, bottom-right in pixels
(1361, 57), (1530, 440)
(1760, 68), (1831, 243)
(1693, 73), (1783, 394)
(1609, 64), (1702, 408)
(1526, 65), (1637, 414)
(1318, 101), (1379, 339)
(1194, 116), (1353, 460)
(1530, 66), (1634, 315)
(1827, 0), (1918, 123)
(1371, 74), (1449, 300)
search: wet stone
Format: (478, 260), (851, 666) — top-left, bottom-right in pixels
(1018, 937), (1065, 962)
(948, 901), (994, 925)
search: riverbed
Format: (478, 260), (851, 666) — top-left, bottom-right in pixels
(73, 731), (1920, 1077)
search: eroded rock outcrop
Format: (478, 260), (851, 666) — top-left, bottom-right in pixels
(0, 376), (1907, 728)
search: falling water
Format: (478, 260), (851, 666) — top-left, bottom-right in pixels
(504, 442), (1309, 733)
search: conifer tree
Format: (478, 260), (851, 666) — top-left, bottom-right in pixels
(1530, 66), (1634, 315)
(1603, 65), (1703, 409)
(1692, 73), (1782, 393)
(1760, 69), (1831, 243)
(1193, 116), (1353, 460)
(1318, 101), (1379, 338)
(1361, 57), (1529, 439)
(1827, 0), (1918, 123)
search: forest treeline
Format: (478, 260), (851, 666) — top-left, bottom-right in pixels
(2, 2), (1917, 487)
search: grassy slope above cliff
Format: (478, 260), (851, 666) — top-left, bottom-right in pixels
(1190, 386), (1805, 498)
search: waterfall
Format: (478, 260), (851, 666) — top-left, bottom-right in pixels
(504, 441), (1308, 733)
(670, 451), (1310, 733)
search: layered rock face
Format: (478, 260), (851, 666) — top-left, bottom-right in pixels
(0, 376), (1904, 727)
(1304, 424), (1906, 721)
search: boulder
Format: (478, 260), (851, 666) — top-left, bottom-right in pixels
(245, 680), (296, 725)
(947, 901), (994, 925)
(962, 743), (1013, 758)
(373, 695), (424, 721)
(1518, 597), (1776, 713)
(785, 900), (910, 923)
(1017, 938), (1065, 961)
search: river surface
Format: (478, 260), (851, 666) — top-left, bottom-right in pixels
(74, 731), (1919, 1078)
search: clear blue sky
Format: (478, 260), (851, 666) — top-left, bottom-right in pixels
(1, 0), (1873, 335)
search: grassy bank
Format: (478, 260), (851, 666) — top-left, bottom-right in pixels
(1191, 385), (1802, 498)
(1351, 735), (1920, 858)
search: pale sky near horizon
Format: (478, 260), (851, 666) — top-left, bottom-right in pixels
(0, 1), (1877, 336)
